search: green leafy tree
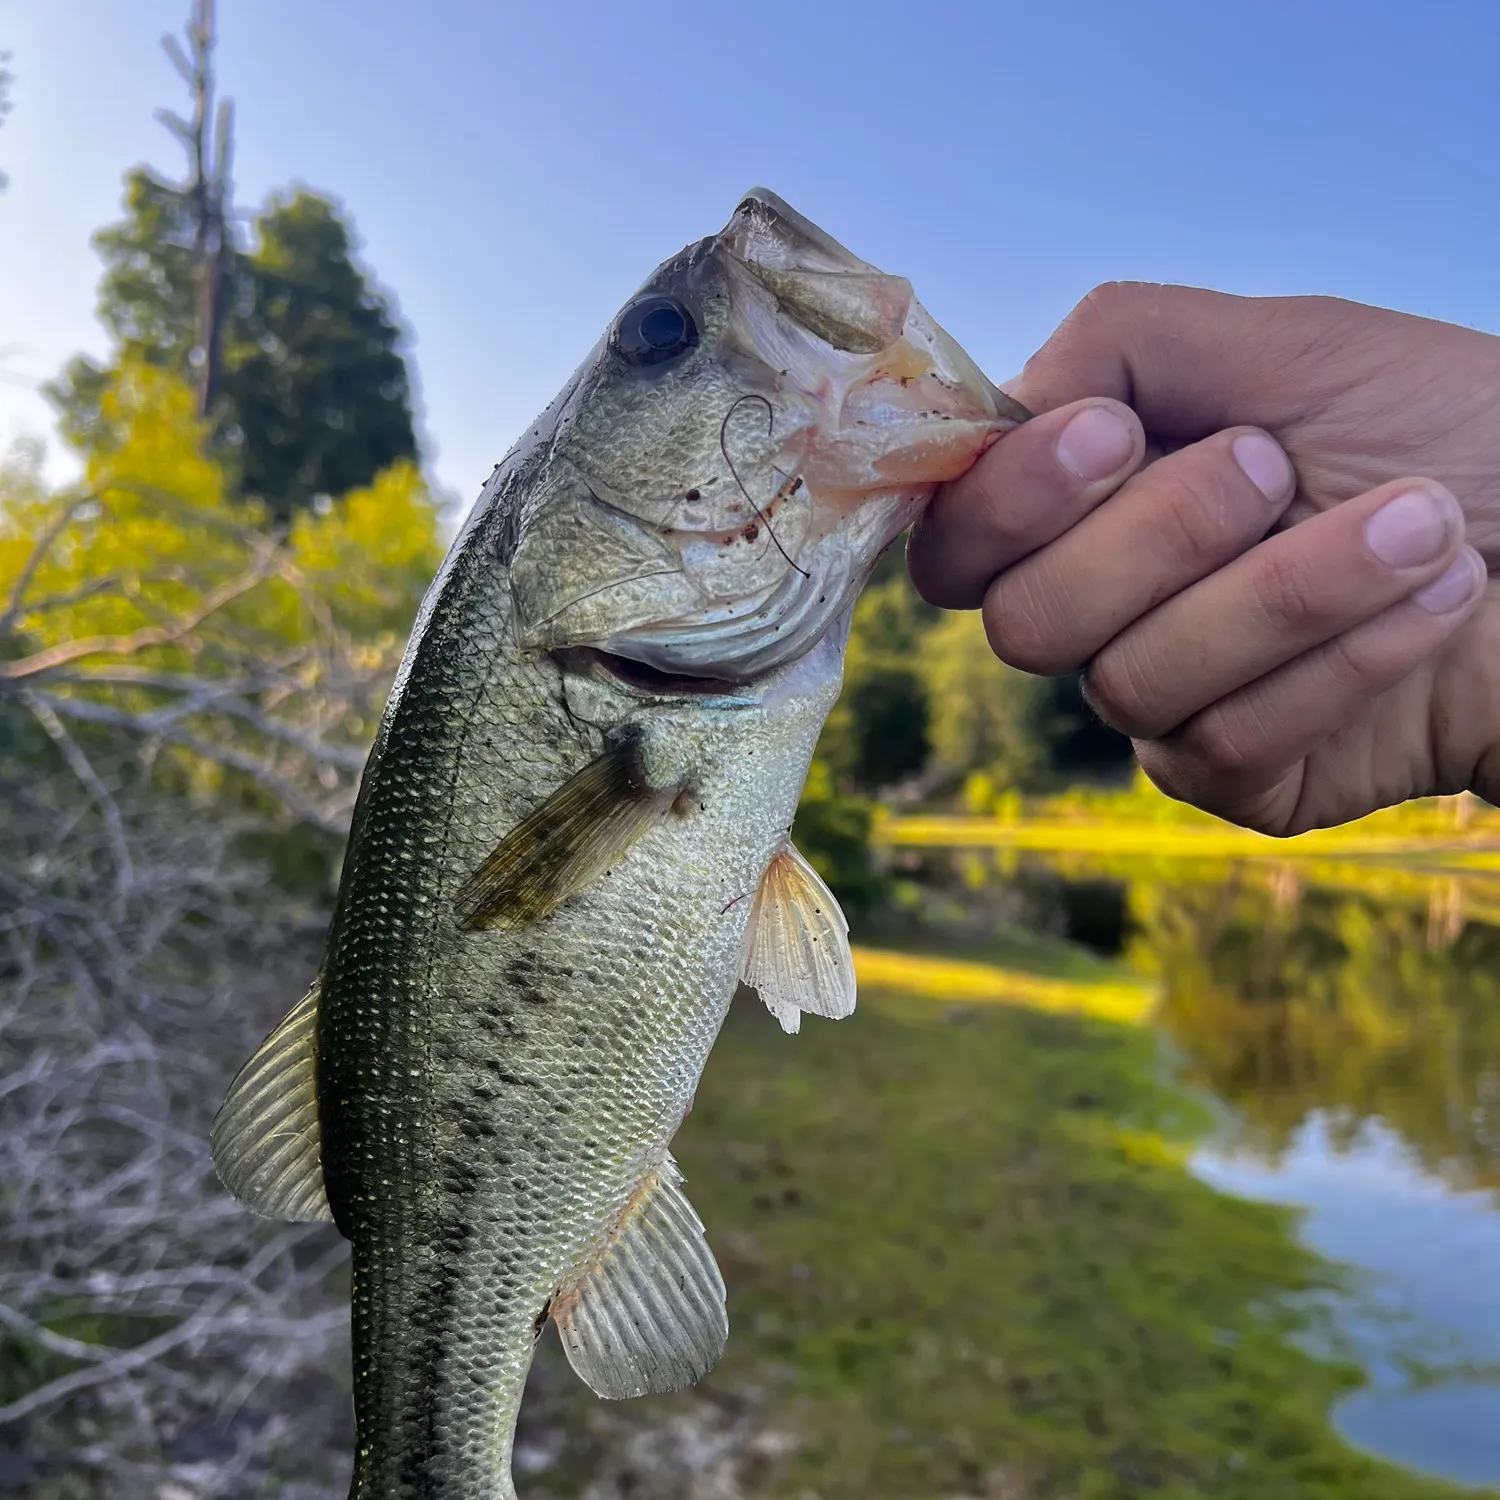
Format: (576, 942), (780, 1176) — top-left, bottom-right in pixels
(818, 569), (937, 792)
(920, 606), (1052, 795)
(791, 759), (888, 918)
(47, 170), (216, 451)
(49, 179), (417, 525)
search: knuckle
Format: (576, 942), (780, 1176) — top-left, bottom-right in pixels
(984, 573), (1077, 676)
(1026, 282), (1159, 384)
(1151, 465), (1237, 576)
(1312, 633), (1371, 696)
(1072, 280), (1156, 333)
(1177, 705), (1265, 783)
(1252, 548), (1326, 636)
(1081, 648), (1155, 736)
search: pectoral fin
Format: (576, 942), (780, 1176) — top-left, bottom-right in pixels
(211, 982), (331, 1222)
(742, 840), (856, 1034)
(553, 1160), (728, 1399)
(455, 737), (679, 931)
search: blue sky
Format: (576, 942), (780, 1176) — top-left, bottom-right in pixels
(2, 0), (1498, 514)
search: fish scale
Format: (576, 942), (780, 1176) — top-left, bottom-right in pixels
(210, 189), (1026, 1499)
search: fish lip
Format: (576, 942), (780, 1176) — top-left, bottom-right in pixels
(730, 187), (875, 273)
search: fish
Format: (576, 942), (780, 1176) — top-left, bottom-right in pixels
(210, 188), (1029, 1499)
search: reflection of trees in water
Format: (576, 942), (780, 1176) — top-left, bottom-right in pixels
(1130, 873), (1500, 1187)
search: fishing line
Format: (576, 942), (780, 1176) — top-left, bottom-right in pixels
(717, 395), (811, 580)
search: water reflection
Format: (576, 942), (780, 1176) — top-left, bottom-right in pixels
(1130, 871), (1500, 1190)
(523, 836), (1500, 1497)
(962, 844), (1500, 1486)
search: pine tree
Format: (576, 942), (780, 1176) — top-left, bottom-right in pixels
(47, 4), (417, 526)
(226, 191), (417, 520)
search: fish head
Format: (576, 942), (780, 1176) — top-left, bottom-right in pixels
(509, 188), (1028, 682)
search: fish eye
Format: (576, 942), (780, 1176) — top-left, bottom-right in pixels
(612, 296), (698, 367)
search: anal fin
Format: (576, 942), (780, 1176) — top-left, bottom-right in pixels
(742, 840), (856, 1034)
(554, 1160), (727, 1400)
(211, 981), (331, 1222)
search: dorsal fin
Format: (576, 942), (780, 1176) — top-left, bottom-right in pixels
(742, 840), (856, 1034)
(211, 982), (331, 1222)
(454, 736), (680, 931)
(552, 1160), (727, 1400)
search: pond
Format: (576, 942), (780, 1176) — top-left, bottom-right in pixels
(518, 819), (1500, 1499)
(1134, 855), (1500, 1491)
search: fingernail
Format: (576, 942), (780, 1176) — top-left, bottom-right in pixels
(1365, 486), (1460, 569)
(1415, 546), (1485, 614)
(1232, 432), (1294, 501)
(1056, 406), (1134, 481)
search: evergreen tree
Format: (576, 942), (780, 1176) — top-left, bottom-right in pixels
(46, 4), (417, 526)
(49, 177), (417, 526)
(227, 190), (418, 520)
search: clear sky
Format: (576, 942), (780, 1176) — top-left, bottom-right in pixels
(2, 0), (1498, 515)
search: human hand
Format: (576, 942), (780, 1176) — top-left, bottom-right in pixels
(906, 284), (1500, 835)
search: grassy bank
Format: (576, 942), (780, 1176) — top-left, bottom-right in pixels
(531, 981), (1490, 1499)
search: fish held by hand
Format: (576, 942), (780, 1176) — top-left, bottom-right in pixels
(212, 187), (1026, 1499)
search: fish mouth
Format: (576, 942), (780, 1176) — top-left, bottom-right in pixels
(715, 190), (1028, 512)
(583, 648), (747, 699)
(732, 188), (874, 275)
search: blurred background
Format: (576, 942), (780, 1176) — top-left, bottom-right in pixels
(2, 2), (1500, 1496)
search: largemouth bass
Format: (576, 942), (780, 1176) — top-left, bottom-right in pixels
(212, 189), (1028, 1498)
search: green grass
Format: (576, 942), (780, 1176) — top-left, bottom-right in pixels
(865, 920), (1135, 985)
(567, 988), (1491, 1499)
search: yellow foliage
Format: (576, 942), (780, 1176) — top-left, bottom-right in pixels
(0, 361), (445, 825)
(1, 360), (442, 668)
(291, 460), (444, 641)
(2, 363), (250, 657)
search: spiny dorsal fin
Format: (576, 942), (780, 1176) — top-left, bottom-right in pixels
(455, 736), (678, 931)
(742, 840), (856, 1034)
(553, 1159), (728, 1400)
(211, 981), (331, 1222)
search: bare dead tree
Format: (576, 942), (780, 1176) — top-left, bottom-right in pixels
(0, 760), (354, 1498)
(0, 491), (389, 1497)
(0, 487), (790, 1498)
(157, 2), (234, 417)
